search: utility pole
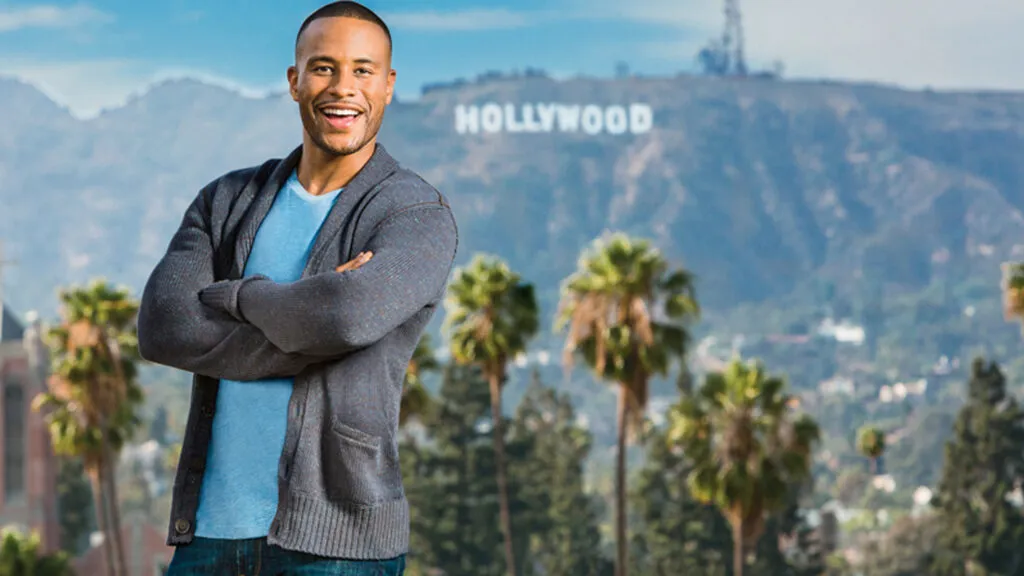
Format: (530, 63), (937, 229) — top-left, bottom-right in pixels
(723, 0), (747, 75)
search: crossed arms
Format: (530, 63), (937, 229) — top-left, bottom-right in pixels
(136, 185), (458, 381)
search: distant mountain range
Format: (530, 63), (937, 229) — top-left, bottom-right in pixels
(2, 73), (1024, 330)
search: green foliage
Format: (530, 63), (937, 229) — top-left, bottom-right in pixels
(33, 279), (144, 468)
(404, 364), (506, 575)
(555, 232), (698, 389)
(855, 513), (940, 576)
(55, 458), (93, 555)
(444, 254), (540, 376)
(443, 254), (540, 576)
(667, 358), (820, 568)
(747, 492), (827, 576)
(930, 358), (1024, 575)
(0, 527), (74, 576)
(629, 425), (732, 575)
(404, 365), (612, 575)
(31, 278), (143, 576)
(401, 334), (440, 426)
(508, 372), (611, 576)
(883, 405), (957, 489)
(855, 426), (886, 463)
(555, 232), (700, 575)
(1001, 261), (1024, 329)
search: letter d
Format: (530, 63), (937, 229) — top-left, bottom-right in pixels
(629, 104), (653, 134)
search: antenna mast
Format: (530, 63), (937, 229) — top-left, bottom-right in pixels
(723, 0), (747, 75)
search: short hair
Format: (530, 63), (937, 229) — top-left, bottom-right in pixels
(296, 1), (392, 50)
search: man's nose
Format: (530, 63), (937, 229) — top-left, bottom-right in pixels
(327, 71), (358, 97)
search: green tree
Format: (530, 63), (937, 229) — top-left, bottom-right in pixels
(444, 254), (539, 576)
(508, 371), (610, 576)
(1001, 261), (1024, 334)
(402, 334), (440, 427)
(856, 425), (887, 533)
(930, 358), (1024, 575)
(0, 527), (74, 576)
(857, 513), (939, 576)
(556, 233), (699, 576)
(55, 458), (94, 554)
(856, 426), (886, 476)
(32, 280), (144, 576)
(747, 491), (826, 576)
(667, 359), (820, 576)
(630, 424), (731, 576)
(405, 364), (505, 575)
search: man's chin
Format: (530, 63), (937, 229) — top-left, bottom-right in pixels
(314, 136), (366, 157)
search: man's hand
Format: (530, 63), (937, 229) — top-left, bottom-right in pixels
(336, 251), (373, 273)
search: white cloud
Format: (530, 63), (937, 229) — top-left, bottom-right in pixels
(380, 2), (710, 32)
(0, 3), (110, 32)
(627, 0), (1024, 92)
(4, 0), (1024, 118)
(383, 8), (539, 31)
(0, 58), (144, 117)
(569, 0), (719, 30)
(0, 58), (284, 119)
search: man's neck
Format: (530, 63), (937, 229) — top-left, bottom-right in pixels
(296, 139), (376, 195)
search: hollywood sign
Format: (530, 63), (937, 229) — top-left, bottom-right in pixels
(454, 102), (653, 135)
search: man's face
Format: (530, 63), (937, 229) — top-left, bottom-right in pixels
(288, 17), (395, 157)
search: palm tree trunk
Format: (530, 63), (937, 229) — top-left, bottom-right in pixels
(870, 457), (878, 531)
(488, 372), (516, 576)
(103, 452), (128, 576)
(614, 384), (629, 576)
(90, 467), (116, 576)
(733, 522), (744, 576)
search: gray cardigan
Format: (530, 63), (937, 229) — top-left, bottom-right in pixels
(137, 143), (458, 558)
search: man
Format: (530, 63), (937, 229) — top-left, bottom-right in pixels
(137, 2), (458, 574)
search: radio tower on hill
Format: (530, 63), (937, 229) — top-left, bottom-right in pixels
(722, 0), (747, 75)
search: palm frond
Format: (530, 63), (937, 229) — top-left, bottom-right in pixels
(666, 357), (820, 551)
(443, 254), (539, 385)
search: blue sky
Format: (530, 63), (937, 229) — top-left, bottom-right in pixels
(1, 0), (1023, 117)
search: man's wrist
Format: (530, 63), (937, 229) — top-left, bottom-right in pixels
(199, 276), (267, 321)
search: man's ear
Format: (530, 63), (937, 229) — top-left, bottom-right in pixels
(287, 66), (299, 102)
(385, 69), (396, 105)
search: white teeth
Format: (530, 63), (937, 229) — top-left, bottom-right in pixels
(323, 109), (358, 117)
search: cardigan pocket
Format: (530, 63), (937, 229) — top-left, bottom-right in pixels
(323, 417), (386, 506)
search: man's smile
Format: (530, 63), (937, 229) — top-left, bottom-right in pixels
(319, 103), (364, 129)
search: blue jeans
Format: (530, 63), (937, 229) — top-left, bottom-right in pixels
(166, 537), (406, 575)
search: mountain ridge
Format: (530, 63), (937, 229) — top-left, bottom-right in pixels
(8, 71), (1024, 125)
(2, 73), (1024, 329)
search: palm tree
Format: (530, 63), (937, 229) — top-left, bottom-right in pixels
(856, 425), (886, 531)
(667, 358), (820, 576)
(32, 280), (144, 576)
(1002, 261), (1024, 332)
(555, 233), (699, 576)
(401, 334), (440, 428)
(856, 426), (886, 476)
(0, 527), (74, 576)
(444, 254), (539, 576)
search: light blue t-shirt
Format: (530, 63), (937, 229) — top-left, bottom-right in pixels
(195, 170), (342, 539)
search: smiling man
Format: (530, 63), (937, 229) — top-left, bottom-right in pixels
(136, 2), (458, 574)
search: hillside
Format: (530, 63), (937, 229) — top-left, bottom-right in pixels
(2, 73), (1024, 374)
(7, 72), (1024, 496)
